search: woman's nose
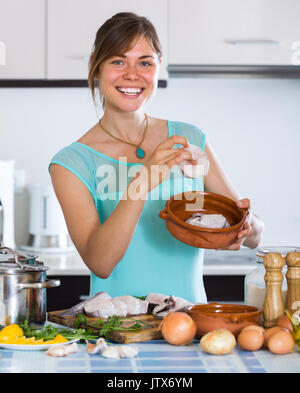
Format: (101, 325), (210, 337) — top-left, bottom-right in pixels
(123, 64), (139, 80)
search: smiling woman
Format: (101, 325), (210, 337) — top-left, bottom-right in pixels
(49, 12), (263, 303)
(88, 12), (162, 111)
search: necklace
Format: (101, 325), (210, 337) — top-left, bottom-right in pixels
(99, 114), (148, 159)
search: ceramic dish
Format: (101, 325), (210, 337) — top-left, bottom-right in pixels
(186, 303), (262, 337)
(159, 191), (248, 249)
(0, 338), (79, 351)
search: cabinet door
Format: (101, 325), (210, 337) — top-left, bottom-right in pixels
(169, 0), (300, 65)
(0, 0), (45, 79)
(47, 0), (168, 80)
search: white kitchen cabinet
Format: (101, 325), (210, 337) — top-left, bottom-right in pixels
(169, 0), (300, 65)
(47, 0), (168, 80)
(0, 0), (45, 79)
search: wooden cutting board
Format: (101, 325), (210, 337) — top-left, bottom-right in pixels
(47, 310), (162, 343)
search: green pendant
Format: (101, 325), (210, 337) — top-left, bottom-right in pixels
(136, 147), (145, 159)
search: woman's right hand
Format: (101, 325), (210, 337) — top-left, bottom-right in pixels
(128, 135), (197, 199)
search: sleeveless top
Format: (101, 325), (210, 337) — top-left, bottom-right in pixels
(49, 121), (207, 303)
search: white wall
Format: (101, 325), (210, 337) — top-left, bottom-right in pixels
(0, 76), (300, 246)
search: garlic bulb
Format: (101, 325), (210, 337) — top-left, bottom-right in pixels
(178, 144), (209, 179)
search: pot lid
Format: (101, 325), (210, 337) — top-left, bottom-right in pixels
(0, 247), (47, 273)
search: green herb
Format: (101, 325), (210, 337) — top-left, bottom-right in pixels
(75, 313), (89, 329)
(134, 295), (146, 301)
(20, 320), (99, 342)
(88, 315), (152, 339)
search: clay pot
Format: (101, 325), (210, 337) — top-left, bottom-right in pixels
(159, 191), (248, 249)
(186, 303), (262, 337)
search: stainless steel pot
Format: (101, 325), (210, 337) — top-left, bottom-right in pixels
(0, 246), (60, 326)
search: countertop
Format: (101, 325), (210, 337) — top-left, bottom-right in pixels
(23, 248), (257, 277)
(1, 339), (299, 374)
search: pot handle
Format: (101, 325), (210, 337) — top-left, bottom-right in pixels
(243, 207), (249, 216)
(159, 208), (169, 220)
(16, 279), (61, 290)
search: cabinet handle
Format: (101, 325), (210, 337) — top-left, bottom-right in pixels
(67, 55), (89, 61)
(226, 40), (280, 46)
(0, 41), (6, 65)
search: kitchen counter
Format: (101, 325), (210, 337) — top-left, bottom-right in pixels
(0, 339), (299, 374)
(31, 248), (257, 277)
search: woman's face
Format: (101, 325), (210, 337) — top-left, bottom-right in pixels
(99, 36), (161, 113)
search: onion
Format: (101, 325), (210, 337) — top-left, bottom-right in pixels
(276, 315), (293, 333)
(200, 329), (236, 355)
(160, 312), (197, 345)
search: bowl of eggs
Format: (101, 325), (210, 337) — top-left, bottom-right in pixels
(159, 191), (248, 249)
(186, 303), (262, 337)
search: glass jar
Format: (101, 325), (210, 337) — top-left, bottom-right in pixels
(245, 246), (300, 309)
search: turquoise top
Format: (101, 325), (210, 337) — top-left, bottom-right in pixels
(49, 121), (207, 303)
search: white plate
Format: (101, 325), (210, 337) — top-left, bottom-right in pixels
(0, 338), (79, 351)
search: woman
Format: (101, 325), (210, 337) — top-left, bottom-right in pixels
(49, 13), (264, 303)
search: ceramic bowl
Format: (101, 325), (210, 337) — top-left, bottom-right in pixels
(186, 303), (262, 337)
(159, 191), (248, 249)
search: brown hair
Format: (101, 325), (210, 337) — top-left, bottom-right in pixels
(88, 12), (162, 107)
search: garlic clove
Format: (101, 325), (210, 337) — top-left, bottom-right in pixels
(46, 342), (78, 357)
(86, 337), (107, 355)
(102, 346), (121, 359)
(117, 344), (139, 358)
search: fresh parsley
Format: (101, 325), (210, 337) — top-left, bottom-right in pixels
(86, 315), (152, 339)
(20, 320), (98, 342)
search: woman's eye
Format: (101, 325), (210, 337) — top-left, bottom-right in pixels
(140, 61), (152, 66)
(112, 60), (124, 65)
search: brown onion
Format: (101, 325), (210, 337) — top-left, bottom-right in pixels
(276, 315), (293, 333)
(200, 329), (236, 355)
(160, 312), (197, 346)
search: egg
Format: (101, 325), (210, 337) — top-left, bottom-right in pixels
(263, 326), (284, 348)
(268, 330), (295, 354)
(237, 329), (264, 351)
(276, 315), (293, 333)
(241, 325), (265, 335)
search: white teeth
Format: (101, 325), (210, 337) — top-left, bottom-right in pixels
(117, 87), (142, 95)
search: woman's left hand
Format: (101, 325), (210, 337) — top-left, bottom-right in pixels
(217, 198), (263, 251)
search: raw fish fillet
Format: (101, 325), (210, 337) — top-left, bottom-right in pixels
(59, 291), (111, 316)
(178, 144), (210, 179)
(84, 298), (116, 318)
(137, 299), (149, 314)
(114, 295), (148, 315)
(147, 293), (193, 318)
(186, 213), (229, 229)
(145, 293), (169, 305)
(172, 296), (193, 311)
(111, 299), (128, 317)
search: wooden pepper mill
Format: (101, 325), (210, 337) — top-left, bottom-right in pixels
(285, 252), (300, 312)
(263, 252), (285, 328)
